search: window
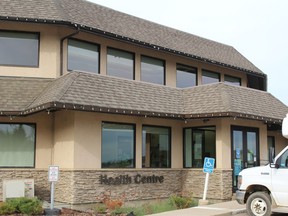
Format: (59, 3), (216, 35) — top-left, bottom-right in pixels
(0, 124), (36, 167)
(101, 122), (135, 168)
(184, 127), (216, 168)
(176, 64), (197, 88)
(225, 75), (241, 86)
(0, 31), (39, 67)
(107, 48), (134, 80)
(68, 39), (99, 73)
(247, 74), (266, 91)
(142, 126), (171, 168)
(276, 149), (288, 168)
(202, 70), (220, 85)
(141, 56), (165, 85)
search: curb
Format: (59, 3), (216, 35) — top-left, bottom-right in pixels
(212, 208), (247, 216)
(232, 208), (246, 215)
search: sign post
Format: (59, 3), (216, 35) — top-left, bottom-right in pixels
(48, 166), (59, 210)
(201, 157), (215, 204)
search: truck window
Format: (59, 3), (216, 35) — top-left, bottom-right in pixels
(277, 150), (288, 168)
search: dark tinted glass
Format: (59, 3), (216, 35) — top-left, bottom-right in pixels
(102, 123), (135, 168)
(176, 64), (197, 88)
(202, 70), (220, 84)
(68, 39), (99, 73)
(107, 48), (134, 80)
(184, 127), (216, 168)
(0, 31), (39, 66)
(142, 126), (171, 168)
(141, 56), (165, 85)
(224, 75), (241, 86)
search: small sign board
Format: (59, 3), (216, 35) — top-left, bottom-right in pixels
(48, 166), (59, 182)
(203, 157), (215, 173)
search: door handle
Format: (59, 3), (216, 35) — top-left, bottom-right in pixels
(244, 162), (248, 168)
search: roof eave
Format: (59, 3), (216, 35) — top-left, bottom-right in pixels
(0, 102), (282, 125)
(0, 16), (265, 77)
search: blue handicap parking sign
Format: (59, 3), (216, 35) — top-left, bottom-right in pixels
(203, 157), (215, 173)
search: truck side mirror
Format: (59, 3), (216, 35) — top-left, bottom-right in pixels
(270, 163), (279, 169)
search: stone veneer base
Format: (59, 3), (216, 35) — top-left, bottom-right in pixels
(0, 169), (232, 204)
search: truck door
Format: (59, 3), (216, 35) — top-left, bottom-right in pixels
(271, 149), (288, 206)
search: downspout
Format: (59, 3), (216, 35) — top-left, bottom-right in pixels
(51, 25), (80, 164)
(60, 24), (80, 76)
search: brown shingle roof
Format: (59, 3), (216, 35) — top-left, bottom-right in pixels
(0, 0), (263, 75)
(29, 72), (184, 115)
(0, 76), (52, 112)
(183, 84), (288, 121)
(1, 72), (286, 123)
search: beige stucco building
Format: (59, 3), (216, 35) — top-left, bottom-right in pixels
(0, 0), (287, 204)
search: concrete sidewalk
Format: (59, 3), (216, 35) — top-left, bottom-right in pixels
(148, 200), (246, 216)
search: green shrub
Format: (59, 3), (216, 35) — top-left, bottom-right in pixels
(169, 194), (197, 209)
(18, 198), (43, 215)
(94, 203), (106, 214)
(0, 202), (16, 215)
(0, 197), (43, 215)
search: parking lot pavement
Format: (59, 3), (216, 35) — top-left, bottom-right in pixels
(148, 200), (246, 216)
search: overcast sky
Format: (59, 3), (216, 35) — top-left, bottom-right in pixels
(89, 0), (288, 106)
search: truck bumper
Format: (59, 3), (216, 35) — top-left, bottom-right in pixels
(236, 190), (246, 205)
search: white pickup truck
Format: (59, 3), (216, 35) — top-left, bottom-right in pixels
(236, 114), (288, 216)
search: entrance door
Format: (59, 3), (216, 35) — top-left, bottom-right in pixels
(232, 126), (259, 191)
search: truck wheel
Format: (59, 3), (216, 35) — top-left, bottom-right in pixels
(246, 192), (271, 216)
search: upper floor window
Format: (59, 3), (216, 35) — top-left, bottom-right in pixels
(176, 64), (197, 88)
(247, 74), (266, 91)
(142, 126), (171, 168)
(0, 123), (36, 168)
(141, 56), (165, 85)
(101, 122), (135, 168)
(107, 48), (134, 80)
(225, 75), (241, 86)
(0, 31), (39, 67)
(202, 70), (220, 85)
(68, 39), (99, 73)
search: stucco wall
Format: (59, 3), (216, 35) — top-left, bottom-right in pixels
(0, 22), (63, 78)
(53, 111), (75, 168)
(0, 113), (53, 168)
(0, 21), (248, 86)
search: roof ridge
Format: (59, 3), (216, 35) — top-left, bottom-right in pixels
(27, 72), (80, 109)
(57, 72), (81, 101)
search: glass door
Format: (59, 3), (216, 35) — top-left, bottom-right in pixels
(193, 130), (204, 168)
(232, 126), (259, 191)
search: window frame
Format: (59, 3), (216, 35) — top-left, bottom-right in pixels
(106, 47), (135, 80)
(202, 69), (220, 85)
(101, 121), (136, 169)
(183, 126), (216, 168)
(0, 122), (36, 168)
(141, 55), (166, 85)
(0, 30), (40, 68)
(176, 63), (198, 88)
(142, 125), (171, 168)
(67, 38), (100, 73)
(224, 75), (241, 86)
